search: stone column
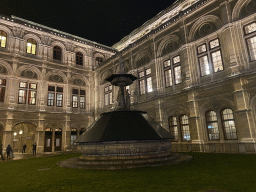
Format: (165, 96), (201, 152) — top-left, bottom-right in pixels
(3, 111), (14, 150)
(64, 114), (71, 151)
(37, 113), (45, 153)
(233, 78), (256, 143)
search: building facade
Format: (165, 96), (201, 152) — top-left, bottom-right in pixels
(1, 0), (256, 153)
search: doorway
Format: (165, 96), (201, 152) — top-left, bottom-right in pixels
(54, 128), (62, 151)
(44, 128), (52, 152)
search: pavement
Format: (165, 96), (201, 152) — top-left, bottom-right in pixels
(0, 151), (70, 162)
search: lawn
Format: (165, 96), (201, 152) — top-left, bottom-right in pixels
(0, 152), (255, 192)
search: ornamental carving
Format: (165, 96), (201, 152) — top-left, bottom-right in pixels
(163, 41), (178, 55)
(0, 65), (7, 74)
(198, 23), (214, 38)
(136, 56), (150, 67)
(246, 0), (256, 13)
(73, 78), (85, 86)
(49, 75), (63, 82)
(21, 70), (38, 79)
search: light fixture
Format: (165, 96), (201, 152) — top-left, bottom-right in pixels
(19, 130), (23, 135)
(14, 132), (17, 136)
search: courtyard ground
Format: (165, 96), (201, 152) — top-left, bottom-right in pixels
(0, 152), (255, 192)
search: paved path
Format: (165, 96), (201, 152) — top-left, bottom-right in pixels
(0, 151), (69, 162)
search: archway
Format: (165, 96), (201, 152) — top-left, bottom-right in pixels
(13, 123), (36, 153)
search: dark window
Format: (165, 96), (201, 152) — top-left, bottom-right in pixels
(53, 46), (62, 61)
(0, 79), (6, 102)
(76, 52), (83, 65)
(0, 31), (7, 48)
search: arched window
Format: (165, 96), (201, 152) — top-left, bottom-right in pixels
(221, 108), (237, 140)
(76, 52), (83, 65)
(26, 39), (37, 55)
(0, 31), (7, 48)
(95, 57), (103, 66)
(169, 116), (178, 141)
(206, 111), (219, 140)
(53, 46), (62, 61)
(180, 115), (191, 141)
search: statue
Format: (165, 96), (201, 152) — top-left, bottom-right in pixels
(125, 89), (131, 110)
(117, 88), (125, 108)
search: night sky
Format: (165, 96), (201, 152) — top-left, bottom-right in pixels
(0, 0), (176, 47)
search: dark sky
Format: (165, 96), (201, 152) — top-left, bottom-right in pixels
(0, 0), (176, 47)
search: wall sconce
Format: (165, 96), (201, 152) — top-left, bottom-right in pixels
(14, 132), (17, 136)
(19, 130), (23, 135)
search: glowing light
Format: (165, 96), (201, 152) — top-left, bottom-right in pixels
(14, 132), (17, 136)
(19, 130), (23, 135)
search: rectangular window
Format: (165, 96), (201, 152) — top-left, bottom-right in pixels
(164, 55), (181, 87)
(18, 82), (37, 104)
(0, 79), (6, 102)
(174, 66), (181, 84)
(139, 68), (152, 95)
(147, 77), (153, 93)
(56, 93), (63, 107)
(18, 90), (26, 104)
(164, 69), (172, 87)
(139, 80), (145, 95)
(80, 96), (85, 109)
(72, 95), (78, 108)
(246, 36), (256, 61)
(72, 89), (85, 109)
(199, 55), (210, 76)
(104, 85), (112, 106)
(0, 36), (6, 48)
(47, 93), (54, 106)
(244, 22), (256, 35)
(197, 38), (223, 76)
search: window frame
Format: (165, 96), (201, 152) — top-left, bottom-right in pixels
(205, 110), (220, 141)
(53, 46), (62, 61)
(180, 115), (191, 141)
(138, 67), (152, 95)
(76, 52), (83, 66)
(26, 39), (37, 55)
(163, 55), (181, 87)
(47, 85), (63, 107)
(244, 22), (256, 62)
(72, 88), (86, 109)
(0, 31), (7, 48)
(104, 85), (113, 106)
(18, 82), (37, 105)
(221, 108), (238, 140)
(169, 116), (178, 142)
(197, 38), (224, 77)
(0, 79), (6, 102)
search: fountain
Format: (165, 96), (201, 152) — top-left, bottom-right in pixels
(57, 56), (192, 170)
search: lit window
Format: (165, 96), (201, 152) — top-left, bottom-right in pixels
(206, 111), (220, 140)
(139, 68), (152, 95)
(164, 55), (181, 87)
(180, 115), (190, 141)
(197, 38), (223, 76)
(76, 52), (83, 65)
(71, 128), (77, 145)
(104, 85), (113, 106)
(18, 82), (37, 104)
(47, 85), (63, 107)
(169, 116), (178, 141)
(72, 89), (85, 109)
(53, 46), (62, 61)
(221, 108), (237, 140)
(0, 31), (7, 48)
(244, 22), (256, 62)
(26, 39), (37, 55)
(0, 79), (6, 102)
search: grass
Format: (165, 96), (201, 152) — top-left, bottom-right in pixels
(1, 152), (256, 192)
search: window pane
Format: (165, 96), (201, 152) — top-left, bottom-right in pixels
(104, 86), (108, 92)
(173, 56), (180, 64)
(48, 86), (55, 92)
(56, 93), (63, 107)
(80, 90), (85, 95)
(20, 82), (27, 88)
(29, 83), (37, 89)
(146, 68), (151, 75)
(169, 117), (178, 141)
(174, 66), (182, 84)
(0, 34), (6, 48)
(206, 111), (217, 121)
(245, 22), (256, 34)
(211, 50), (223, 72)
(147, 77), (153, 93)
(73, 89), (78, 94)
(209, 39), (220, 49)
(28, 91), (36, 105)
(0, 79), (6, 85)
(139, 80), (145, 95)
(57, 87), (63, 93)
(47, 93), (54, 106)
(18, 90), (26, 104)
(198, 44), (207, 54)
(199, 55), (210, 76)
(247, 36), (256, 61)
(222, 109), (237, 140)
(165, 69), (172, 87)
(105, 94), (109, 105)
(139, 71), (145, 78)
(72, 95), (78, 108)
(207, 122), (220, 140)
(109, 92), (113, 104)
(80, 96), (85, 109)
(164, 60), (171, 68)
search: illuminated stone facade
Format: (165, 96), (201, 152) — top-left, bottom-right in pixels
(1, 0), (256, 153)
